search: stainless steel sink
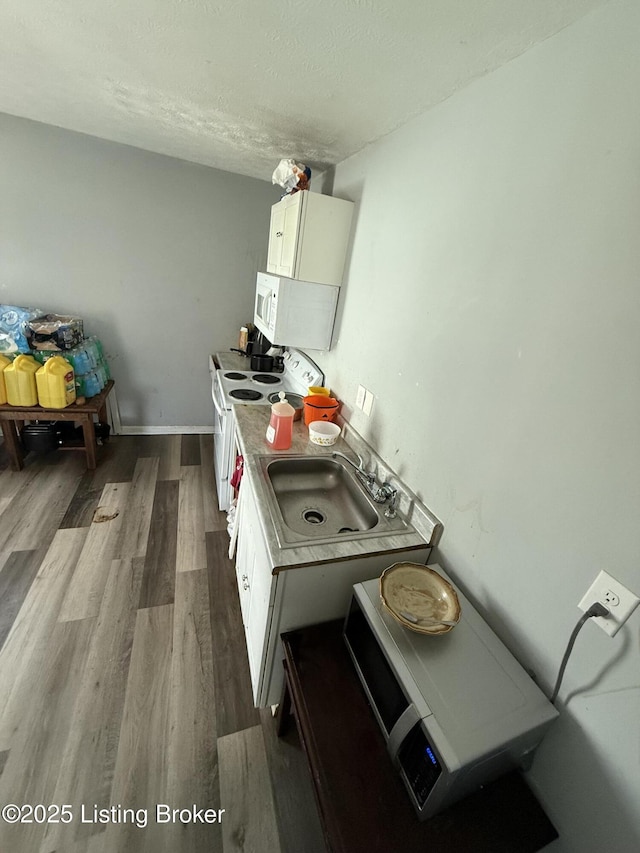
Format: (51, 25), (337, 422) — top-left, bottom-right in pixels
(257, 454), (412, 548)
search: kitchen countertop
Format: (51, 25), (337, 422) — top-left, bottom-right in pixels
(233, 404), (441, 571)
(214, 350), (261, 371)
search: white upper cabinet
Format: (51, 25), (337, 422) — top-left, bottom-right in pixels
(267, 191), (354, 286)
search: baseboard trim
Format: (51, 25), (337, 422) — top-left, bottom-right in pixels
(119, 426), (215, 435)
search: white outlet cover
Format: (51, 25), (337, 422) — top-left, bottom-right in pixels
(578, 570), (640, 637)
(356, 385), (366, 410)
(363, 389), (374, 416)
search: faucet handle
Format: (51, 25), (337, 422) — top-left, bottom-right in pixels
(382, 483), (398, 518)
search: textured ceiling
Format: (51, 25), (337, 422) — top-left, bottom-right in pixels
(0, 0), (606, 181)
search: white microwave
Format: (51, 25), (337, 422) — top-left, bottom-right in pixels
(343, 569), (558, 820)
(254, 271), (339, 350)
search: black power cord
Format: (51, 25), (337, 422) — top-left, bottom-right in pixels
(551, 602), (609, 705)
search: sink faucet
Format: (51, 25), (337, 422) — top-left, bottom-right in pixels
(331, 451), (398, 517)
(331, 450), (372, 483)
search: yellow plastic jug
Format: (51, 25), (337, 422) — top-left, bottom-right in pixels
(36, 356), (76, 409)
(0, 354), (12, 405)
(4, 354), (40, 406)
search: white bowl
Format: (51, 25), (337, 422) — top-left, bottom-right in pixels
(308, 420), (341, 445)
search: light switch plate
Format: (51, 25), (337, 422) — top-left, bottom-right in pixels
(363, 389), (374, 416)
(356, 385), (366, 410)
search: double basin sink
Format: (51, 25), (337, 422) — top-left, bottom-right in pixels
(257, 454), (412, 548)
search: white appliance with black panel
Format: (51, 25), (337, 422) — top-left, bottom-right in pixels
(343, 568), (558, 820)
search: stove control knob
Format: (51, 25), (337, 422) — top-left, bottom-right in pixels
(292, 360), (299, 368)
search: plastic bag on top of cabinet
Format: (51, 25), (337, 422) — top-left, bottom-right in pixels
(271, 159), (311, 195)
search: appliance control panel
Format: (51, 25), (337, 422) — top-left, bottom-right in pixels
(282, 348), (323, 394)
(397, 722), (443, 808)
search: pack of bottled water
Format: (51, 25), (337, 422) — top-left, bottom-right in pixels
(32, 336), (111, 398)
(0, 305), (43, 353)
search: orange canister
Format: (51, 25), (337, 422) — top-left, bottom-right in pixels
(303, 394), (339, 425)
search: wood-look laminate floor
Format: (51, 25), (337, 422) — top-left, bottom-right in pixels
(0, 435), (325, 853)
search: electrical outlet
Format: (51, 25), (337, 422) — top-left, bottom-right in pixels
(578, 570), (640, 637)
(356, 385), (366, 410)
(363, 389), (374, 416)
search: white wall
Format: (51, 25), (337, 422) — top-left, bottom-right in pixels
(0, 114), (278, 427)
(315, 0), (640, 849)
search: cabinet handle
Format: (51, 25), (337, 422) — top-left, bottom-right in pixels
(275, 231), (283, 237)
(242, 574), (248, 582)
(243, 582), (250, 591)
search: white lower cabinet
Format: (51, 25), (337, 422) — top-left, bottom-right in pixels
(234, 475), (275, 692)
(235, 474), (431, 707)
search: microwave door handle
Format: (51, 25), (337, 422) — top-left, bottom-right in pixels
(388, 705), (422, 759)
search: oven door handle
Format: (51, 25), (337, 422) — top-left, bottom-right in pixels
(211, 378), (226, 419)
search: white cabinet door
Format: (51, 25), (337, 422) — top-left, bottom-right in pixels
(267, 202), (286, 273)
(234, 489), (253, 628)
(245, 529), (274, 696)
(277, 195), (303, 277)
(234, 475), (275, 702)
(267, 193), (302, 278)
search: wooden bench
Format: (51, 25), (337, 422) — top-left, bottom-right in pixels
(0, 380), (114, 471)
(278, 619), (558, 853)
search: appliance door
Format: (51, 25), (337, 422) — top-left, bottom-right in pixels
(256, 274), (338, 350)
(344, 595), (412, 736)
(254, 273), (277, 340)
(344, 593), (447, 820)
(211, 373), (234, 512)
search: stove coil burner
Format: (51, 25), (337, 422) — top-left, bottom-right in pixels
(229, 389), (263, 401)
(224, 372), (247, 381)
(253, 374), (281, 385)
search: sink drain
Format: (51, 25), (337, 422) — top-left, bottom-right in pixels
(303, 509), (326, 525)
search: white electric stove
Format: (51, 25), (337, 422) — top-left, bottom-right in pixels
(210, 349), (324, 511)
(217, 369), (285, 404)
